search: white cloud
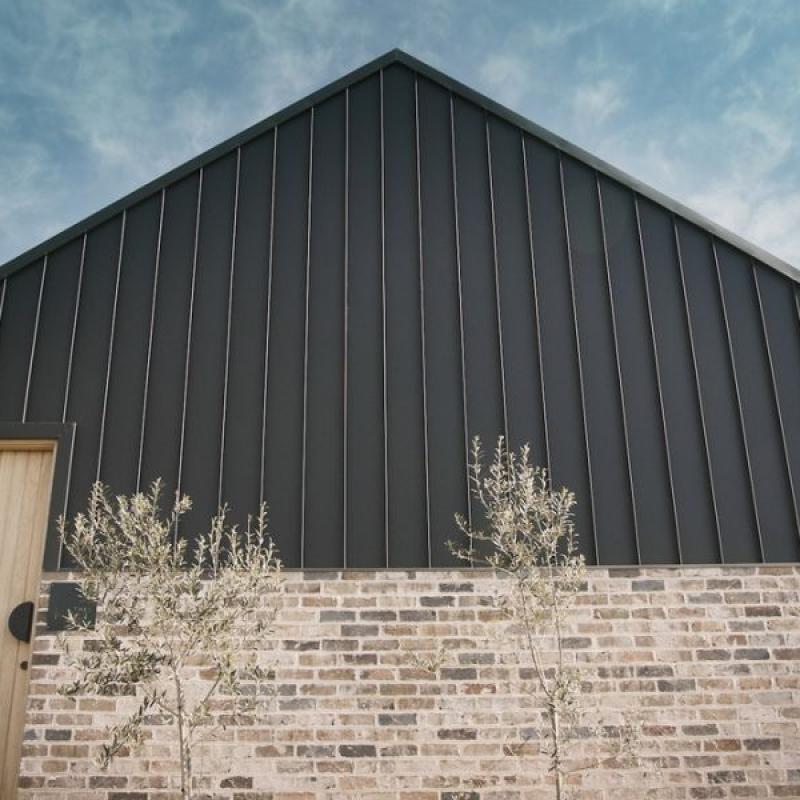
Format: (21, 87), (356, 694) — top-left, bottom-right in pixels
(613, 0), (680, 12)
(572, 78), (626, 123)
(747, 192), (800, 261)
(0, 0), (372, 262)
(479, 54), (538, 108)
(593, 97), (800, 268)
(0, 0), (798, 271)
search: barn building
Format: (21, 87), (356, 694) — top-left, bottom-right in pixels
(2, 50), (799, 798)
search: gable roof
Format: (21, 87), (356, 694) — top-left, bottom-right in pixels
(3, 47), (799, 568)
(1, 48), (798, 285)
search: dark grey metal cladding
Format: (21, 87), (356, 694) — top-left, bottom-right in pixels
(63, 217), (124, 529)
(562, 156), (638, 565)
(346, 73), (385, 568)
(488, 116), (546, 465)
(263, 110), (311, 567)
(600, 178), (679, 564)
(1, 54), (799, 569)
(451, 95), (506, 546)
(636, 197), (720, 563)
(383, 64), (428, 567)
(0, 258), (44, 420)
(755, 263), (800, 551)
(138, 173), (200, 514)
(418, 76), (469, 567)
(221, 132), (274, 534)
(304, 93), (346, 567)
(179, 152), (239, 548)
(523, 136), (595, 564)
(716, 243), (800, 561)
(98, 194), (162, 496)
(676, 220), (761, 562)
(26, 239), (83, 423)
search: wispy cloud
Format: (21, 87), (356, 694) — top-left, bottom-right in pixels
(572, 78), (626, 123)
(0, 0), (798, 268)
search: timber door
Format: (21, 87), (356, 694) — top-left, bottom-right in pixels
(0, 440), (56, 799)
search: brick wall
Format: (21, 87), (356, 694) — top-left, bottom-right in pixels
(19, 566), (800, 799)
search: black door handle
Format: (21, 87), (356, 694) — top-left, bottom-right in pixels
(8, 601), (35, 643)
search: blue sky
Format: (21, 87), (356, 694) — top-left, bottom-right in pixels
(1, 0), (799, 268)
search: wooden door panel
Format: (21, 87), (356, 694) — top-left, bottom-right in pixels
(0, 442), (55, 800)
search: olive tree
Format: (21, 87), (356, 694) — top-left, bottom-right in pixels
(57, 480), (282, 800)
(451, 437), (639, 799)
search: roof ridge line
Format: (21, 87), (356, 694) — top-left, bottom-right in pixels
(2, 48), (797, 284)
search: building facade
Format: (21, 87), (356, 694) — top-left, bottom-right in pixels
(1, 50), (798, 798)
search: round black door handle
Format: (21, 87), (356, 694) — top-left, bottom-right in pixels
(20, 660), (29, 671)
(8, 601), (35, 643)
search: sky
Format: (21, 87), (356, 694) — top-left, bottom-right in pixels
(1, 0), (799, 269)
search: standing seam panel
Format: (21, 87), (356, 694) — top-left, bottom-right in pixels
(752, 262), (800, 542)
(673, 220), (724, 561)
(711, 239), (764, 562)
(414, 75), (432, 566)
(520, 135), (550, 476)
(96, 212), (127, 479)
(558, 154), (599, 562)
(596, 177), (640, 564)
(137, 190), (166, 493)
(175, 169), (204, 542)
(22, 256), (48, 423)
(218, 149), (242, 510)
(633, 196), (682, 563)
(449, 95), (472, 541)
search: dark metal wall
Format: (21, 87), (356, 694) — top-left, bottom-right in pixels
(1, 54), (799, 568)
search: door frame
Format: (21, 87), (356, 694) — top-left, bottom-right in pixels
(0, 422), (75, 571)
(0, 424), (73, 798)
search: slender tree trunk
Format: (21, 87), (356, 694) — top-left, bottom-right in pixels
(551, 704), (563, 800)
(174, 673), (191, 800)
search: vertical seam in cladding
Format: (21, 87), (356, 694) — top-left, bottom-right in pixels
(752, 260), (800, 538)
(23, 255), (48, 423)
(137, 189), (166, 493)
(219, 147), (242, 511)
(176, 168), (204, 542)
(795, 284), (800, 327)
(520, 134), (550, 476)
(414, 75), (432, 567)
(343, 88), (350, 568)
(794, 280), (800, 547)
(300, 107), (315, 569)
(634, 195), (682, 564)
(484, 117), (510, 451)
(58, 233), (86, 568)
(558, 154), (599, 564)
(97, 211), (127, 481)
(596, 176), (640, 565)
(0, 281), (5, 372)
(380, 69), (390, 568)
(62, 234), (87, 425)
(56, 233), (87, 568)
(449, 94), (473, 554)
(672, 219), (723, 562)
(711, 238), (764, 562)
(260, 130), (278, 509)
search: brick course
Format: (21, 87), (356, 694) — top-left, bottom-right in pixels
(18, 566), (800, 799)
